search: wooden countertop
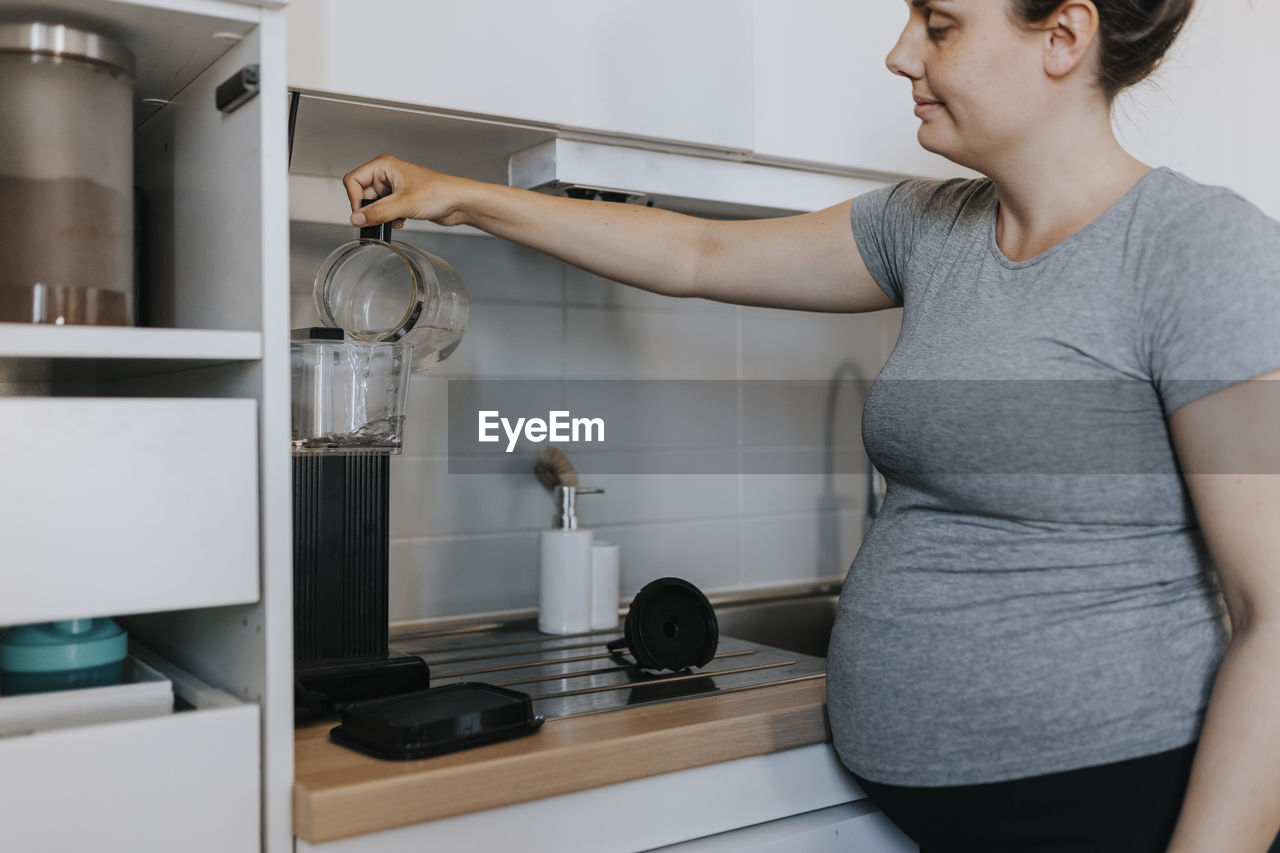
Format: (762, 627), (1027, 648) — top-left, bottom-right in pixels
(294, 676), (830, 844)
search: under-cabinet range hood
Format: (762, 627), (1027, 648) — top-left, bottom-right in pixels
(508, 138), (888, 219)
(287, 95), (894, 226)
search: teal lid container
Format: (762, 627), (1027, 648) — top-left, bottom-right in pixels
(0, 618), (128, 696)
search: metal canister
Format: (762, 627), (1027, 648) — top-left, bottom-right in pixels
(0, 22), (136, 325)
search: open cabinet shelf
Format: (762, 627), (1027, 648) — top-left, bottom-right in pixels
(0, 323), (262, 361)
(0, 1), (291, 852)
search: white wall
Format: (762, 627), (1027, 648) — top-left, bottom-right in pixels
(1114, 0), (1280, 218)
(291, 224), (901, 622)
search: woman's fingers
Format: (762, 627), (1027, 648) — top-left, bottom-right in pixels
(342, 154), (406, 221)
(352, 194), (412, 228)
(343, 158), (381, 212)
(342, 154), (456, 228)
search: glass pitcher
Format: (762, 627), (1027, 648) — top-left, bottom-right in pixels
(313, 208), (468, 372)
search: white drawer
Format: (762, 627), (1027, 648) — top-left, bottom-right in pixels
(647, 801), (918, 852)
(0, 645), (260, 853)
(0, 397), (259, 624)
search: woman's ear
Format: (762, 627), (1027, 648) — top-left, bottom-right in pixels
(1043, 0), (1101, 80)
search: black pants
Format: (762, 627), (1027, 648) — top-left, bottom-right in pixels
(852, 742), (1280, 853)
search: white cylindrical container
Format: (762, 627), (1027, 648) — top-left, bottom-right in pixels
(539, 529), (593, 634)
(0, 22), (136, 325)
(590, 541), (620, 631)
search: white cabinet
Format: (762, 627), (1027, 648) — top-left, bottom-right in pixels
(650, 802), (916, 852)
(288, 0), (755, 151)
(0, 398), (259, 625)
(749, 0), (970, 180)
(0, 648), (261, 853)
(288, 1), (975, 186)
(0, 0), (291, 851)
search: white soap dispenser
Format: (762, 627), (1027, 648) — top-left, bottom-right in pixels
(539, 484), (602, 635)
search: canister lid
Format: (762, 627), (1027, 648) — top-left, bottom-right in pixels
(619, 577), (719, 672)
(0, 22), (135, 77)
(0, 618), (128, 673)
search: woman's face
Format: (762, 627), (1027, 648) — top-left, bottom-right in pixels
(886, 0), (1056, 169)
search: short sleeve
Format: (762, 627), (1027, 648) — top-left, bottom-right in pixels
(1142, 192), (1280, 415)
(849, 178), (983, 307)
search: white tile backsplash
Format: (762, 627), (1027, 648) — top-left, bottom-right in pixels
(388, 534), (539, 622)
(397, 230), (565, 305)
(422, 303), (565, 378)
(575, 474), (741, 527)
(588, 519), (745, 598)
(564, 305), (738, 379)
(399, 375), (452, 457)
(740, 472), (867, 518)
(740, 306), (889, 380)
(739, 510), (865, 588)
(291, 226), (901, 621)
(390, 458), (549, 539)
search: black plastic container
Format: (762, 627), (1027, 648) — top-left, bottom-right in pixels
(330, 682), (544, 761)
(607, 577), (719, 672)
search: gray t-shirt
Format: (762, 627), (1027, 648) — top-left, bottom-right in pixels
(829, 167), (1280, 786)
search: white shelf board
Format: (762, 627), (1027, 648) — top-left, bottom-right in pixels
(0, 323), (262, 361)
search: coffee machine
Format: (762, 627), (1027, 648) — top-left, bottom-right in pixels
(289, 329), (431, 719)
(290, 225), (469, 719)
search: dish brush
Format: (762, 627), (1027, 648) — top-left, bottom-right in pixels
(535, 445), (579, 491)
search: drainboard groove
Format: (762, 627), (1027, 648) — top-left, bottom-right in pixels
(436, 648), (756, 680)
(511, 659), (800, 698)
(407, 638), (619, 666)
(394, 631), (617, 660)
(433, 650), (615, 675)
(390, 626), (827, 720)
(542, 673), (826, 720)
(440, 648), (757, 681)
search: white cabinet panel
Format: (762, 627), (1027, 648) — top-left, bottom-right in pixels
(288, 0), (754, 151)
(648, 802), (917, 852)
(0, 648), (260, 853)
(0, 398), (259, 624)
(751, 0), (973, 180)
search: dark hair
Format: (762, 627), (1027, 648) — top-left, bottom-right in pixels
(1008, 0), (1195, 100)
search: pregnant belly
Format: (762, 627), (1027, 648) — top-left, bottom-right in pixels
(824, 583), (1226, 785)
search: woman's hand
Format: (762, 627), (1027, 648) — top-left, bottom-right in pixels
(342, 154), (477, 230)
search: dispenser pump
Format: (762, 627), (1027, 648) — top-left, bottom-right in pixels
(553, 485), (603, 529)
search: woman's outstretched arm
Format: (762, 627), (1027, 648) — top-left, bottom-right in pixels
(343, 154), (897, 314)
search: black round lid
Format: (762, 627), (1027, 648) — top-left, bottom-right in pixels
(624, 577), (718, 671)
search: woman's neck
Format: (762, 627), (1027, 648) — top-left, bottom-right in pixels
(984, 111), (1151, 262)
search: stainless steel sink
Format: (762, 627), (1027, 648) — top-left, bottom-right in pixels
(713, 587), (841, 659)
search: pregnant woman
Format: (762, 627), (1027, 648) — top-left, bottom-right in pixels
(341, 1), (1280, 849)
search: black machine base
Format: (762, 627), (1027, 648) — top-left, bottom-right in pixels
(294, 652), (431, 722)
